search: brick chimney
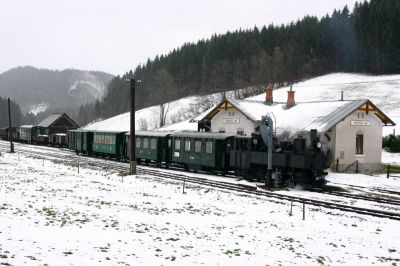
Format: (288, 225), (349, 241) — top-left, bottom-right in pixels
(265, 86), (273, 104)
(286, 85), (295, 108)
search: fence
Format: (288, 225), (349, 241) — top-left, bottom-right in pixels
(386, 164), (400, 178)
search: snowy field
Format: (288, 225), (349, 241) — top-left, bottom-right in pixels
(1, 152), (400, 265)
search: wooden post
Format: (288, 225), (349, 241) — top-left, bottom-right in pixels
(183, 179), (186, 194)
(336, 158), (339, 172)
(387, 164), (390, 178)
(77, 160), (80, 174)
(7, 98), (14, 153)
(289, 200), (293, 216)
(302, 201), (305, 220)
(355, 161), (359, 174)
(130, 78), (136, 175)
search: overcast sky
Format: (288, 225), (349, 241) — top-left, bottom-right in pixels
(0, 0), (360, 76)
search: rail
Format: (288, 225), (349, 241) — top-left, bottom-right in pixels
(2, 141), (400, 221)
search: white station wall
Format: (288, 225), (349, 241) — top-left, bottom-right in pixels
(210, 109), (256, 136)
(334, 111), (382, 170)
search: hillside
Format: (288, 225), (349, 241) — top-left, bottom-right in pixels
(83, 73), (400, 136)
(77, 0), (400, 125)
(0, 66), (114, 113)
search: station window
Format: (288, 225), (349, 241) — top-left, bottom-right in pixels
(195, 140), (202, 153)
(143, 138), (149, 149)
(151, 138), (157, 149)
(237, 128), (244, 135)
(184, 139), (191, 152)
(136, 137), (141, 148)
(175, 139), (181, 150)
(356, 134), (364, 154)
(205, 141), (213, 154)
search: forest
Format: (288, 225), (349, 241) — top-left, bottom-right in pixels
(0, 97), (22, 128)
(77, 0), (400, 125)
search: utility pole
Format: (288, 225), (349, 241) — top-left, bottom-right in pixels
(130, 79), (136, 175)
(7, 98), (14, 153)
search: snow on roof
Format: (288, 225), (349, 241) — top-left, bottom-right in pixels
(204, 98), (368, 133)
(248, 73), (400, 135)
(126, 131), (174, 137)
(170, 131), (237, 139)
(158, 119), (198, 132)
(38, 113), (64, 127)
(20, 125), (35, 129)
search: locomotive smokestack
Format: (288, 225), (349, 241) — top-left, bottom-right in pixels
(286, 85), (295, 108)
(265, 86), (273, 104)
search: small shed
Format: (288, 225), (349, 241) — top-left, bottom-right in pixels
(38, 113), (79, 144)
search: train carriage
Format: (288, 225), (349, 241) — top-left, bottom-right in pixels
(0, 127), (18, 141)
(92, 130), (126, 158)
(68, 129), (93, 154)
(169, 132), (236, 172)
(19, 125), (45, 143)
(125, 131), (172, 166)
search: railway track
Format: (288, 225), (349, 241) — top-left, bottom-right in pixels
(307, 187), (400, 206)
(1, 141), (400, 221)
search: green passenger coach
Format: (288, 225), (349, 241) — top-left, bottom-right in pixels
(68, 129), (93, 154)
(169, 132), (236, 172)
(92, 131), (126, 158)
(125, 131), (172, 166)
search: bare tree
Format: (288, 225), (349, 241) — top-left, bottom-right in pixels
(138, 118), (148, 131)
(151, 68), (178, 128)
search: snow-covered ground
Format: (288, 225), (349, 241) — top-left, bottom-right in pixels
(83, 73), (400, 135)
(382, 150), (400, 166)
(1, 151), (400, 265)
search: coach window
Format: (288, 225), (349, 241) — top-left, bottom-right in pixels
(151, 138), (157, 149)
(175, 139), (181, 150)
(205, 140), (213, 154)
(143, 138), (149, 149)
(195, 140), (202, 153)
(136, 137), (141, 148)
(356, 133), (364, 154)
(184, 139), (191, 152)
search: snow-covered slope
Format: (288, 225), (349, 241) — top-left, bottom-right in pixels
(83, 96), (203, 131)
(249, 73), (400, 135)
(84, 73), (400, 135)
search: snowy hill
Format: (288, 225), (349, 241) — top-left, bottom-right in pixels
(84, 73), (400, 136)
(0, 66), (114, 113)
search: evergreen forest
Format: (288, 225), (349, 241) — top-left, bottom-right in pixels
(77, 0), (400, 126)
(0, 97), (22, 128)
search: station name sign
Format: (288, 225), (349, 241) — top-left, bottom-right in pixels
(223, 118), (240, 124)
(350, 120), (371, 126)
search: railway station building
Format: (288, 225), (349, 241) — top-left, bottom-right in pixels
(197, 89), (395, 171)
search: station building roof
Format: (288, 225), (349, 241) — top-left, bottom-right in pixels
(199, 98), (395, 134)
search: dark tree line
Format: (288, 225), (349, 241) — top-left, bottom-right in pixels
(0, 97), (22, 128)
(77, 0), (400, 126)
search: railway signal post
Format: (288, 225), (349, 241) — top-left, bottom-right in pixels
(130, 78), (136, 175)
(7, 98), (14, 153)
